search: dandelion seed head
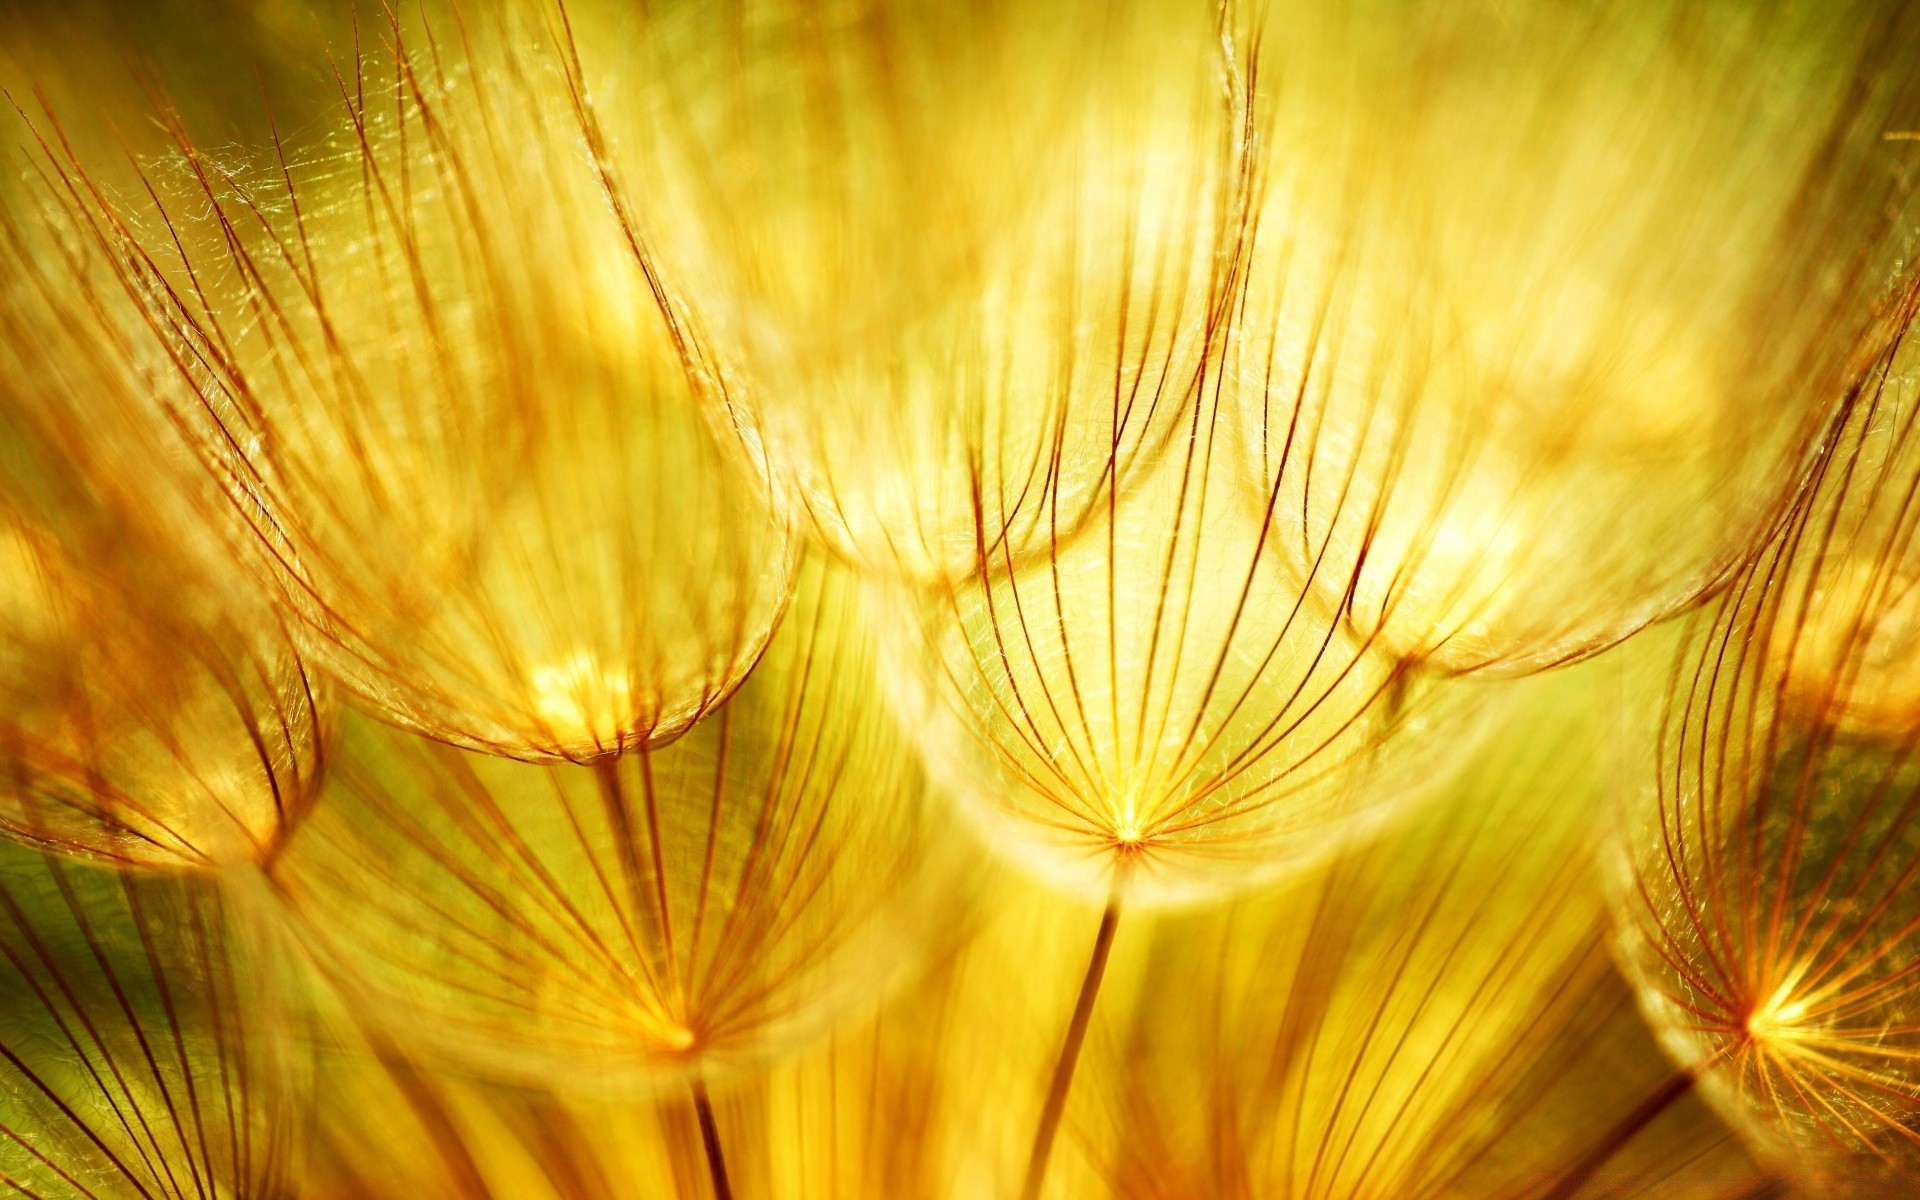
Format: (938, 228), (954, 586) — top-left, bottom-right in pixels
(37, 21), (799, 765)
(1618, 306), (1920, 1185)
(0, 478), (324, 870)
(9, 0), (1920, 1192)
(277, 559), (959, 1089)
(897, 379), (1487, 907)
(628, 0), (1245, 584)
(1234, 0), (1915, 674)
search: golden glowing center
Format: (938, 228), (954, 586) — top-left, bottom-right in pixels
(1745, 984), (1814, 1047)
(1108, 777), (1150, 848)
(530, 653), (634, 740)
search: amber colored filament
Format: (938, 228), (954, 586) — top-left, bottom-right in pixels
(690, 1074), (733, 1200)
(1021, 889), (1124, 1200)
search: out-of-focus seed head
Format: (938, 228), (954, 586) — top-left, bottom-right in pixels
(887, 371), (1485, 907)
(274, 557), (962, 1089)
(1615, 288), (1920, 1194)
(0, 188), (327, 873)
(608, 0), (1255, 583)
(1235, 0), (1920, 674)
(32, 13), (797, 763)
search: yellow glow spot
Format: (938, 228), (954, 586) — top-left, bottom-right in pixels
(530, 652), (633, 743)
(1747, 985), (1814, 1045)
(1109, 779), (1148, 847)
(655, 1023), (697, 1053)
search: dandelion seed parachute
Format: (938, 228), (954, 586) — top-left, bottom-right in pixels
(594, 0), (1253, 583)
(890, 370), (1483, 909)
(0, 841), (309, 1198)
(0, 521), (324, 872)
(0, 197), (326, 873)
(887, 338), (1485, 1199)
(271, 556), (957, 1091)
(43, 14), (796, 763)
(1613, 287), (1920, 1194)
(1233, 0), (1920, 674)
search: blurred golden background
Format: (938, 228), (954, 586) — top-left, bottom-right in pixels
(1, 1), (1919, 1197)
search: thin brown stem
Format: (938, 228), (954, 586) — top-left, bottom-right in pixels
(1020, 891), (1124, 1200)
(690, 1075), (733, 1200)
(1537, 1069), (1695, 1200)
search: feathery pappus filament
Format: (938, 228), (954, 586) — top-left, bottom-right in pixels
(269, 556), (956, 1095)
(30, 10), (797, 763)
(600, 0), (1255, 583)
(0, 199), (326, 873)
(0, 842), (309, 1198)
(885, 288), (1486, 1197)
(1231, 0), (1920, 675)
(890, 360), (1482, 909)
(1613, 280), (1920, 1195)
